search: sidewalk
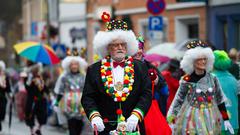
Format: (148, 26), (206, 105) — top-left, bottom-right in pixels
(0, 115), (67, 135)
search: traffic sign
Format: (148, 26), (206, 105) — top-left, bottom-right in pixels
(149, 31), (163, 39)
(52, 43), (66, 59)
(148, 16), (163, 31)
(146, 0), (166, 15)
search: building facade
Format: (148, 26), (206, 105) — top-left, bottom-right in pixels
(22, 0), (48, 41)
(86, 0), (207, 63)
(208, 0), (240, 50)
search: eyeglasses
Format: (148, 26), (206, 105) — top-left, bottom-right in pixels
(109, 42), (127, 48)
(196, 58), (208, 61)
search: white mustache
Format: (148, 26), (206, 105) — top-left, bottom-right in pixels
(117, 51), (124, 53)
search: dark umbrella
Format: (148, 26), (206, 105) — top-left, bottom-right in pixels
(8, 96), (13, 131)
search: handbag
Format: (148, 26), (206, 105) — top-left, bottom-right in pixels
(144, 80), (172, 135)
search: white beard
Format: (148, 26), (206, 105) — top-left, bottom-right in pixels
(112, 54), (125, 62)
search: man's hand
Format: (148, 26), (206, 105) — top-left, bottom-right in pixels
(91, 116), (105, 132)
(126, 114), (139, 132)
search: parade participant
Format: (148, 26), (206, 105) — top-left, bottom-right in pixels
(24, 61), (49, 135)
(15, 71), (27, 121)
(212, 50), (239, 134)
(133, 36), (171, 134)
(167, 39), (234, 135)
(161, 59), (182, 111)
(81, 12), (152, 135)
(0, 60), (11, 132)
(228, 48), (240, 80)
(54, 48), (87, 135)
(133, 36), (168, 116)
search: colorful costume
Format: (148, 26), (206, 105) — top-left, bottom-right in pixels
(167, 40), (233, 135)
(212, 50), (239, 134)
(81, 13), (152, 135)
(15, 72), (27, 121)
(57, 72), (85, 118)
(169, 72), (225, 134)
(54, 49), (87, 135)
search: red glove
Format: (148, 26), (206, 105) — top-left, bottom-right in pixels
(148, 69), (157, 81)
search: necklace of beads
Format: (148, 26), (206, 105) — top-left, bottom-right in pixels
(101, 55), (134, 102)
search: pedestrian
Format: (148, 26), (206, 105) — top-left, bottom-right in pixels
(54, 48), (87, 135)
(228, 48), (240, 80)
(212, 50), (239, 134)
(133, 35), (169, 116)
(167, 39), (234, 135)
(24, 61), (49, 135)
(81, 12), (152, 135)
(0, 60), (11, 132)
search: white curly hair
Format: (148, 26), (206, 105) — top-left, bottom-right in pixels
(180, 47), (214, 75)
(0, 60), (6, 71)
(61, 56), (88, 72)
(93, 30), (138, 57)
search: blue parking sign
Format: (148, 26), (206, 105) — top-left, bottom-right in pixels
(148, 16), (163, 31)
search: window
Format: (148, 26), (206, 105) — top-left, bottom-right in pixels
(175, 15), (199, 43)
(188, 23), (199, 39)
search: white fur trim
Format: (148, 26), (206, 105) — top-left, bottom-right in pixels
(93, 30), (138, 57)
(61, 56), (88, 71)
(0, 60), (6, 71)
(180, 47), (214, 74)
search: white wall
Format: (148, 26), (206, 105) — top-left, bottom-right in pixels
(59, 3), (86, 20)
(60, 21), (86, 48)
(48, 0), (58, 22)
(59, 2), (87, 49)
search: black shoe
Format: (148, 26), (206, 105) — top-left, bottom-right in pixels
(35, 129), (42, 135)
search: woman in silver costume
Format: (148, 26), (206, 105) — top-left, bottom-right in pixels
(167, 40), (234, 135)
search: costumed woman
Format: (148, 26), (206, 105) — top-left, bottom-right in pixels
(167, 39), (234, 135)
(133, 37), (171, 135)
(15, 71), (28, 121)
(53, 48), (87, 135)
(212, 50), (239, 134)
(81, 12), (152, 135)
(24, 61), (49, 135)
(133, 36), (169, 116)
(0, 60), (11, 132)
